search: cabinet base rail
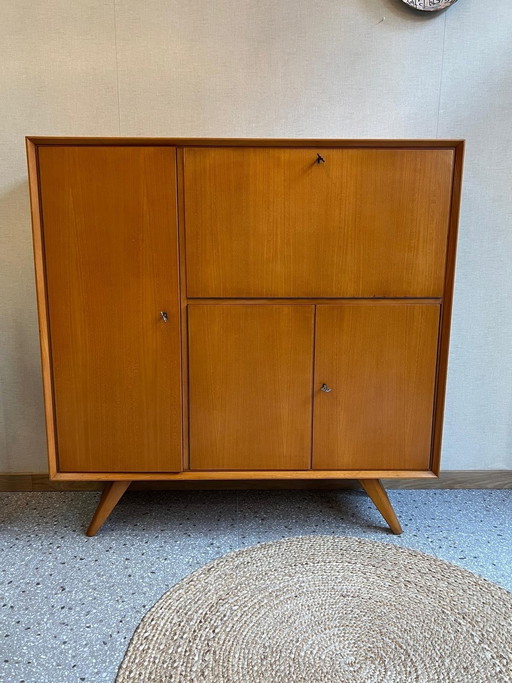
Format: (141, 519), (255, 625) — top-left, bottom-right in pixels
(85, 478), (403, 536)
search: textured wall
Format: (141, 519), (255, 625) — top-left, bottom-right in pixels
(1, 0), (511, 472)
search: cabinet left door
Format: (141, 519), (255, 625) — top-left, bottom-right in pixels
(37, 146), (182, 473)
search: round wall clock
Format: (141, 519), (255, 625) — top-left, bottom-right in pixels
(402, 0), (458, 10)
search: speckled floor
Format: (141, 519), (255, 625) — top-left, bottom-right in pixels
(1, 489), (511, 682)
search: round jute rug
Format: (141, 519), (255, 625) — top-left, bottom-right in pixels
(116, 536), (512, 683)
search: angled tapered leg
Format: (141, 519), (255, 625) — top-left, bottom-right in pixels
(359, 479), (403, 535)
(86, 481), (131, 536)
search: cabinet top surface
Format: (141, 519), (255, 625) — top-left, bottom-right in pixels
(26, 136), (465, 148)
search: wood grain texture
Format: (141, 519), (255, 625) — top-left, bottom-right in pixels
(359, 479), (403, 534)
(49, 470), (437, 481)
(26, 137), (464, 148)
(431, 141), (465, 474)
(26, 139), (58, 479)
(49, 470), (436, 481)
(176, 148), (191, 470)
(5, 471), (512, 488)
(38, 146), (182, 473)
(313, 304), (440, 470)
(183, 147), (454, 298)
(86, 481), (131, 536)
(188, 304), (314, 470)
(185, 298), (442, 305)
(26, 138), (463, 492)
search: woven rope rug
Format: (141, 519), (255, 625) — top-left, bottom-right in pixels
(116, 536), (512, 682)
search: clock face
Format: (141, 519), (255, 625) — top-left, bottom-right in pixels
(401, 0), (458, 10)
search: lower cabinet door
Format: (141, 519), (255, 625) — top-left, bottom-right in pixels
(313, 304), (440, 471)
(188, 305), (314, 470)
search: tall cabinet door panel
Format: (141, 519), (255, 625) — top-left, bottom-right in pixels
(313, 304), (440, 471)
(38, 146), (182, 473)
(184, 147), (453, 298)
(188, 305), (314, 470)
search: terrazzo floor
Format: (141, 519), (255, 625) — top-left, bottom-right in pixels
(1, 488), (511, 682)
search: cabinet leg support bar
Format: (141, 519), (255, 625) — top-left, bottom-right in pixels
(86, 481), (131, 537)
(359, 479), (403, 535)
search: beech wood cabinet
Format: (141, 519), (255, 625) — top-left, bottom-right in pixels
(27, 137), (464, 536)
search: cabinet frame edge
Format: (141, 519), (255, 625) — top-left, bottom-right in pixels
(26, 136), (465, 149)
(430, 140), (465, 475)
(26, 137), (464, 482)
(50, 470), (437, 481)
(26, 138), (59, 478)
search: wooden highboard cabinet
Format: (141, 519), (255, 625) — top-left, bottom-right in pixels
(27, 137), (464, 536)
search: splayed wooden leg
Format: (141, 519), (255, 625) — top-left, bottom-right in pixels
(359, 479), (403, 535)
(86, 481), (131, 536)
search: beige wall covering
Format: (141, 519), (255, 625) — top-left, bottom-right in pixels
(1, 0), (511, 472)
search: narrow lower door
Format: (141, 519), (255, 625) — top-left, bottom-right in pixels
(188, 305), (314, 470)
(313, 304), (440, 471)
(39, 146), (182, 472)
